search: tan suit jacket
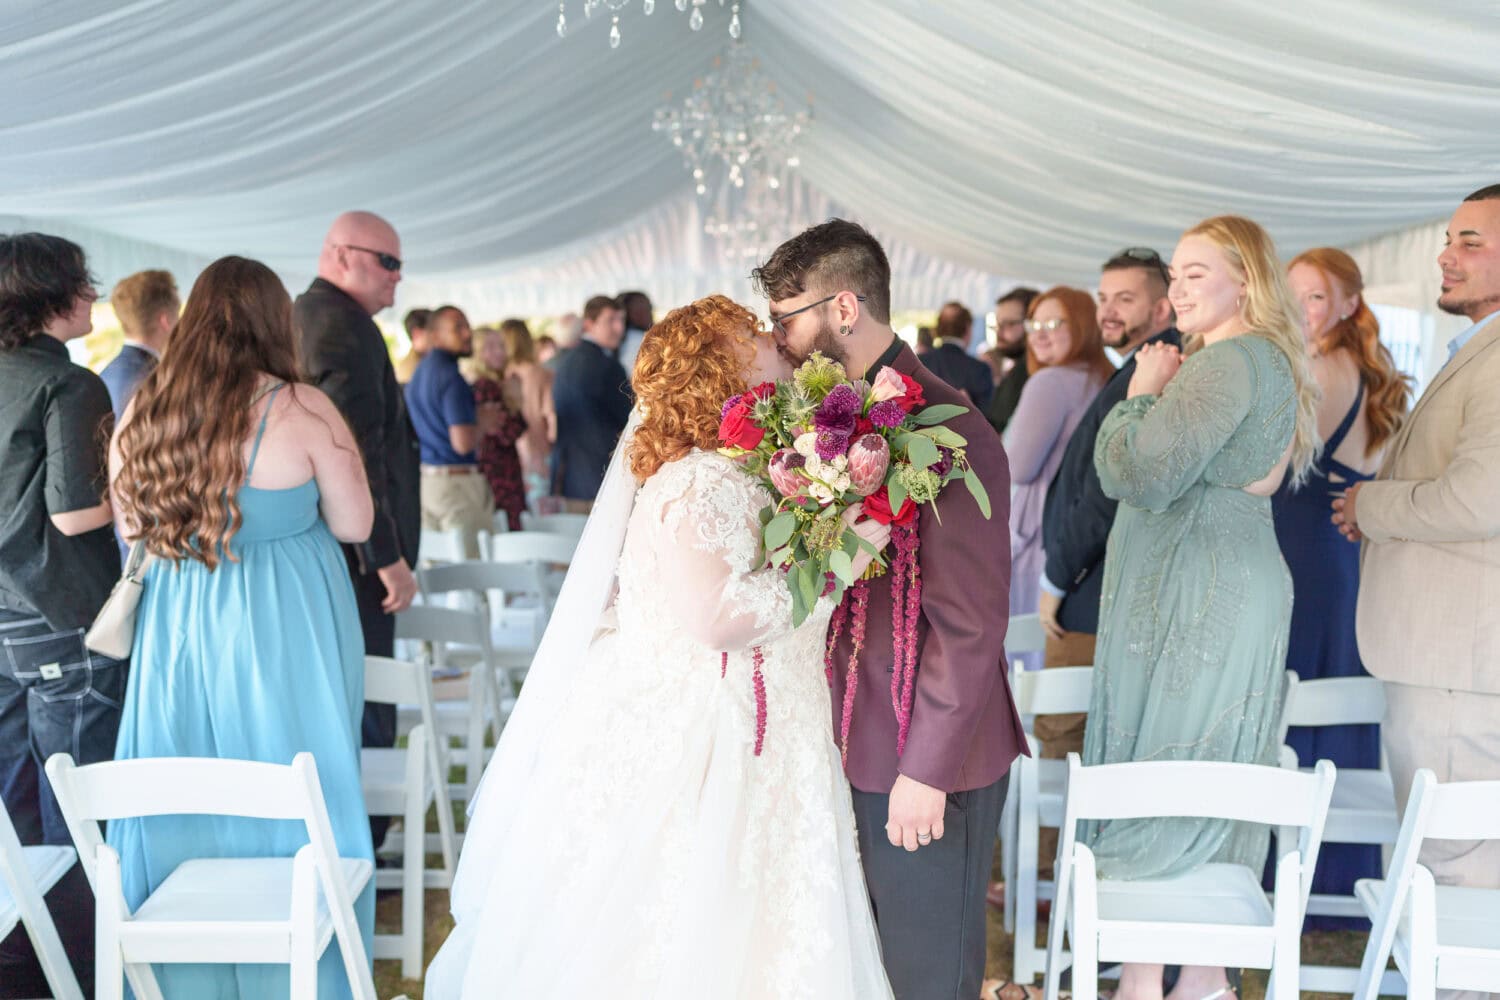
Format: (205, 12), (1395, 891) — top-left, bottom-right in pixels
(1357, 315), (1500, 694)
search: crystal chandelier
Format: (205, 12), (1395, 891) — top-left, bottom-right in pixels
(556, 0), (742, 49)
(652, 42), (811, 197)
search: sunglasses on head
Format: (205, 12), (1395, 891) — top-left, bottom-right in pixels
(342, 245), (402, 272)
(1118, 246), (1171, 287)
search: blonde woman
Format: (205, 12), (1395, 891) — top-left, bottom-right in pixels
(1081, 216), (1318, 1000)
(498, 318), (556, 510)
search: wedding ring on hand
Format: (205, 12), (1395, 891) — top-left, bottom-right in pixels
(917, 832), (933, 845)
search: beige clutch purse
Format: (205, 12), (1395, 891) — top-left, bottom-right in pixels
(85, 542), (153, 659)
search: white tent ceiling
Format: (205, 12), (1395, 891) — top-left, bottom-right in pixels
(3, 1), (1499, 316)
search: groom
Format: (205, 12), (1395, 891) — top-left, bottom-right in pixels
(754, 220), (1027, 999)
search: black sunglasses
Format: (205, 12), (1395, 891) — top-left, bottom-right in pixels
(343, 245), (402, 272)
(1118, 246), (1171, 287)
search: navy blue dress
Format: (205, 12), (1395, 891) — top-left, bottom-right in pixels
(1270, 384), (1379, 930)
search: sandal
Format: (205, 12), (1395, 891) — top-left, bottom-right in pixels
(981, 981), (1051, 1000)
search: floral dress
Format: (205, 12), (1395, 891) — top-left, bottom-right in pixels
(473, 376), (528, 531)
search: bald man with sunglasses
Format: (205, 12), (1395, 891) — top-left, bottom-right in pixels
(294, 210), (422, 852)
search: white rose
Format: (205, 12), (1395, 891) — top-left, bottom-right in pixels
(808, 482), (836, 505)
(793, 432), (818, 459)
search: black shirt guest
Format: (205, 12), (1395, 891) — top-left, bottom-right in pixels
(551, 295), (633, 507)
(0, 232), (122, 995)
(984, 286), (1040, 433)
(293, 211), (420, 851)
(920, 301), (994, 410)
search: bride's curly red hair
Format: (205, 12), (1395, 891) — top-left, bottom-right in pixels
(630, 294), (762, 481)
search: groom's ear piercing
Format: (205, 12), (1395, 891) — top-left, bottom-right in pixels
(839, 325), (851, 336)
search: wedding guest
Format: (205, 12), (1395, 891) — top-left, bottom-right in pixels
(534, 333), (559, 366)
(542, 312), (582, 371)
(615, 289), (653, 375)
(294, 210), (420, 853)
(916, 324), (935, 357)
(1085, 216), (1317, 1000)
(551, 295), (632, 510)
(100, 268), (177, 419)
(1274, 247), (1410, 925)
(1005, 287), (1111, 669)
(1335, 184), (1500, 918)
(500, 318), (556, 510)
(109, 256), (374, 999)
(0, 233), (119, 996)
(1037, 250), (1179, 743)
(407, 305), (495, 553)
(472, 327), (528, 532)
(394, 306), (431, 384)
(985, 286), (1039, 433)
(922, 301), (993, 408)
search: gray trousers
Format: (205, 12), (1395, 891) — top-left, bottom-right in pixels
(852, 773), (1009, 1000)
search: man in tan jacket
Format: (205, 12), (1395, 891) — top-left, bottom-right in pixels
(1335, 186), (1500, 952)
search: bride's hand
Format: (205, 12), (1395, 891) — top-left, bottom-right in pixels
(843, 503), (893, 578)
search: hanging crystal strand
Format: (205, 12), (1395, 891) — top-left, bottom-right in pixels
(675, 0), (688, 9)
(643, 0), (655, 11)
(689, 0), (704, 30)
(556, 1), (568, 37)
(609, 14), (621, 47)
(729, 2), (741, 39)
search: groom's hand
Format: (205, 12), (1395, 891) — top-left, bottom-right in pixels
(887, 774), (946, 852)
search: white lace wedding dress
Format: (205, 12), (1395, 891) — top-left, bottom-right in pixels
(425, 450), (892, 999)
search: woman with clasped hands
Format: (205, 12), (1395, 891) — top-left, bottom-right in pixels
(1078, 216), (1319, 1000)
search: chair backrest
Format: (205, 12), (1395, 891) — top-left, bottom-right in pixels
(0, 799), (83, 1000)
(421, 560), (540, 602)
(521, 511), (589, 539)
(395, 604), (490, 649)
(1010, 663), (1094, 717)
(419, 527), (471, 565)
(486, 530), (578, 566)
(1354, 769), (1500, 1000)
(1007, 613), (1047, 658)
(1283, 675), (1386, 729)
(365, 655), (436, 715)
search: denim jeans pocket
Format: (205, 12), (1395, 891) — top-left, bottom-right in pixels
(4, 626), (127, 763)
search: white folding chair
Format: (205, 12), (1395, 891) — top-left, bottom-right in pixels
(1044, 753), (1336, 1000)
(421, 559), (547, 668)
(997, 612), (1050, 953)
(487, 530), (578, 621)
(1003, 663), (1094, 984)
(520, 510), (589, 541)
(394, 605), (503, 809)
(1354, 769), (1500, 1000)
(0, 800), (84, 1000)
(1006, 612), (1047, 671)
(1276, 674), (1401, 991)
(44, 752), (375, 1000)
(362, 655), (454, 978)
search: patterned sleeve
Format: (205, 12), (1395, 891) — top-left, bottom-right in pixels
(1093, 341), (1255, 513)
(648, 454), (797, 651)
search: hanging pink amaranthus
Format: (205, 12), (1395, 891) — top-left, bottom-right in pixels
(827, 523), (922, 763)
(751, 646), (767, 756)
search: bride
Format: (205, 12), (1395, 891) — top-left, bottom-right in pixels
(425, 295), (895, 999)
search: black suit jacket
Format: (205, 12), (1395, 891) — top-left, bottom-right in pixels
(921, 342), (993, 411)
(99, 343), (156, 421)
(1041, 328), (1181, 634)
(551, 339), (633, 500)
(985, 361), (1029, 434)
(293, 278), (421, 574)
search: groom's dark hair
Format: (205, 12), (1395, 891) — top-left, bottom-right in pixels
(752, 219), (892, 324)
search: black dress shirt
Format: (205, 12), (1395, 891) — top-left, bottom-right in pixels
(1041, 328), (1181, 634)
(0, 334), (120, 629)
(985, 361), (1029, 434)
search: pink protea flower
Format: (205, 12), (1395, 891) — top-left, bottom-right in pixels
(768, 448), (806, 497)
(847, 433), (890, 496)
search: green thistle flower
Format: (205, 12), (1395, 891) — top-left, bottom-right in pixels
(781, 386), (817, 429)
(792, 351), (847, 401)
(897, 464), (942, 503)
(749, 394), (779, 426)
(804, 513), (845, 554)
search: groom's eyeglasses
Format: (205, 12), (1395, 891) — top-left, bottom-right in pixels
(769, 293), (866, 338)
(341, 245), (403, 272)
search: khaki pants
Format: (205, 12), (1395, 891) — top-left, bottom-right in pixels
(420, 470), (494, 560)
(1034, 630), (1096, 879)
(1383, 682), (1500, 1000)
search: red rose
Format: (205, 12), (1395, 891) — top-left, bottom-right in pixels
(895, 373), (926, 411)
(747, 381), (776, 400)
(718, 401), (765, 450)
(853, 415), (875, 437)
(863, 485), (917, 527)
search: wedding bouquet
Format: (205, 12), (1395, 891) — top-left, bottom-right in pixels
(717, 351), (993, 763)
(716, 351), (991, 626)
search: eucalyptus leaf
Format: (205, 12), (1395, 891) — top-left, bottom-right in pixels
(918, 426), (967, 448)
(764, 511), (797, 550)
(798, 560), (822, 608)
(888, 479), (908, 515)
(911, 404), (968, 426)
(790, 574), (808, 627)
(907, 434), (940, 470)
(963, 468), (993, 519)
(829, 549), (855, 586)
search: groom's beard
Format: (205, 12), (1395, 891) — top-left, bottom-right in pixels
(809, 314), (847, 368)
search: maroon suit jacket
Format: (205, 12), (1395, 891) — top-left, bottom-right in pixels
(830, 344), (1028, 794)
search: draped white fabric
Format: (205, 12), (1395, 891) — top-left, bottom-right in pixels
(3, 1), (1498, 314)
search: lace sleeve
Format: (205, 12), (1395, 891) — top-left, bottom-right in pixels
(1093, 340), (1254, 513)
(649, 454), (797, 651)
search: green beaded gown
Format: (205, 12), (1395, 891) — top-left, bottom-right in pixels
(1082, 334), (1298, 880)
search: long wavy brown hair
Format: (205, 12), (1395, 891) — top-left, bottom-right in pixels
(629, 295), (760, 481)
(114, 256), (303, 567)
(1288, 247), (1411, 455)
(1025, 285), (1114, 382)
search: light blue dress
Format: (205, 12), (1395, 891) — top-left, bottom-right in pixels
(108, 384), (373, 998)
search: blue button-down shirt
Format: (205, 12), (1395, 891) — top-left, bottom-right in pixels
(405, 349), (478, 465)
(1446, 308), (1500, 367)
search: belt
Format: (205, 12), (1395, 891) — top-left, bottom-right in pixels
(421, 464), (481, 477)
